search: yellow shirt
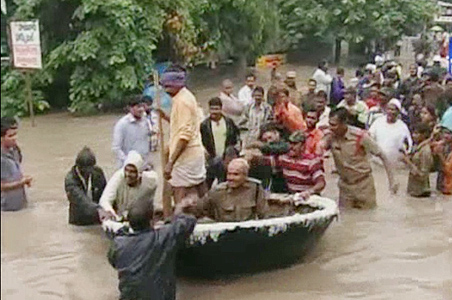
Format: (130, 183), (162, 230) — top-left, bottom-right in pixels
(169, 88), (205, 166)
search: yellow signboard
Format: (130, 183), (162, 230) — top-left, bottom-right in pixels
(256, 54), (286, 68)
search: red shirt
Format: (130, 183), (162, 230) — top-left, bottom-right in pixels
(276, 153), (325, 193)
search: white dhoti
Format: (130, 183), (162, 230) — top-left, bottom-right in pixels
(169, 151), (206, 188)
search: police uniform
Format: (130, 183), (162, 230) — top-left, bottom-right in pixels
(199, 178), (268, 222)
(331, 126), (382, 209)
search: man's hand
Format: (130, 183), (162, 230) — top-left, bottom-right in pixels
(98, 208), (117, 221)
(155, 108), (170, 122)
(164, 161), (174, 180)
(21, 175), (33, 187)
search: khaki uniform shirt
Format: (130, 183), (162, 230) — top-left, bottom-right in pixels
(331, 126), (382, 185)
(199, 179), (268, 222)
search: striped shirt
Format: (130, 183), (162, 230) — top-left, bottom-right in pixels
(274, 154), (325, 193)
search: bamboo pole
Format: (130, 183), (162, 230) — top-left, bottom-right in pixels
(153, 70), (172, 218)
(24, 71), (36, 127)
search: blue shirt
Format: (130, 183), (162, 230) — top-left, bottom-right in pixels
(112, 114), (151, 168)
(1, 148), (27, 211)
(441, 106), (452, 132)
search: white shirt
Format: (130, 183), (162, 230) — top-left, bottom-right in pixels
(316, 106), (331, 129)
(220, 92), (244, 118)
(312, 68), (333, 94)
(211, 118), (227, 157)
(238, 85), (254, 106)
(368, 117), (413, 165)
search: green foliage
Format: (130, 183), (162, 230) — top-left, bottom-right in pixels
(1, 66), (50, 118)
(280, 0), (437, 49)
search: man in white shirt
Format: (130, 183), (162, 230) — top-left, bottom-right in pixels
(314, 93), (331, 131)
(219, 79), (244, 123)
(238, 73), (256, 106)
(312, 60), (333, 95)
(369, 98), (413, 167)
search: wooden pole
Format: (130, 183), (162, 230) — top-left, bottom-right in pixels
(153, 70), (172, 218)
(24, 71), (36, 127)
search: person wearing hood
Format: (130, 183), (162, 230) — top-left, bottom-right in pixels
(64, 147), (107, 225)
(99, 151), (157, 220)
(369, 99), (413, 167)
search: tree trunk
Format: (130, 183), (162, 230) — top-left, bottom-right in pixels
(237, 54), (248, 79)
(335, 38), (341, 64)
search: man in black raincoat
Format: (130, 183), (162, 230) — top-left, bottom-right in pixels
(107, 194), (197, 300)
(64, 147), (107, 225)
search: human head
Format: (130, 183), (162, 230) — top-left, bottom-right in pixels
(355, 69), (364, 78)
(409, 64), (418, 77)
(1, 117), (19, 149)
(123, 151), (144, 187)
(420, 105), (437, 124)
(429, 72), (439, 84)
(245, 73), (256, 89)
(75, 147), (97, 178)
(222, 146), (240, 168)
(252, 86), (265, 104)
(412, 123), (432, 144)
(440, 127), (452, 143)
(227, 158), (249, 189)
(386, 99), (401, 123)
(208, 97), (223, 122)
(308, 79), (317, 93)
(142, 95), (153, 114)
(336, 67), (345, 78)
(369, 84), (381, 99)
(412, 93), (423, 107)
(379, 88), (391, 106)
(259, 123), (281, 143)
(128, 96), (145, 119)
(288, 130), (307, 157)
(343, 87), (357, 105)
(222, 79), (234, 95)
(276, 88), (290, 105)
(285, 71), (297, 88)
(303, 103), (319, 130)
(329, 107), (349, 137)
(446, 77), (452, 89)
(128, 196), (153, 231)
(161, 65), (187, 96)
(314, 93), (327, 112)
(318, 60), (328, 72)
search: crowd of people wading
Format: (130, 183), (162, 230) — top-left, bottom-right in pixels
(1, 52), (452, 299)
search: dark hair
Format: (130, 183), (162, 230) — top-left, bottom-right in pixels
(223, 145), (240, 160)
(318, 60), (328, 69)
(258, 122), (280, 140)
(128, 95), (144, 107)
(142, 95), (153, 104)
(1, 117), (18, 137)
(355, 69), (364, 77)
(165, 64), (186, 74)
(277, 87), (290, 97)
(316, 90), (328, 100)
(308, 78), (317, 84)
(209, 97), (223, 107)
(128, 196), (154, 231)
(75, 146), (97, 167)
(329, 107), (349, 124)
(422, 105), (437, 120)
(412, 123), (432, 137)
(337, 67), (345, 75)
(302, 101), (318, 114)
(246, 73), (256, 80)
(252, 86), (265, 95)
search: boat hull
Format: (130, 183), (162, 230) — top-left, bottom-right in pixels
(177, 196), (338, 277)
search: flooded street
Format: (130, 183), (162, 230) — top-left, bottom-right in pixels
(2, 64), (452, 300)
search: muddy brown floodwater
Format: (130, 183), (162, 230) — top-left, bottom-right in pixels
(2, 64), (452, 300)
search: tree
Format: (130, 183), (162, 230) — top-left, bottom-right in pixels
(279, 0), (437, 63)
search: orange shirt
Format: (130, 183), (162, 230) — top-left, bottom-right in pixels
(274, 102), (307, 133)
(305, 128), (324, 156)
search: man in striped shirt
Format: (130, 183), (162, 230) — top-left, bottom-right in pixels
(264, 131), (325, 199)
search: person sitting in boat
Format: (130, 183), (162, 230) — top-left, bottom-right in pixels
(197, 158), (268, 222)
(261, 130), (326, 200)
(64, 147), (107, 225)
(99, 150), (157, 221)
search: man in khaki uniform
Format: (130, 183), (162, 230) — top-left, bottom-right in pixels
(198, 158), (268, 222)
(324, 108), (398, 209)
